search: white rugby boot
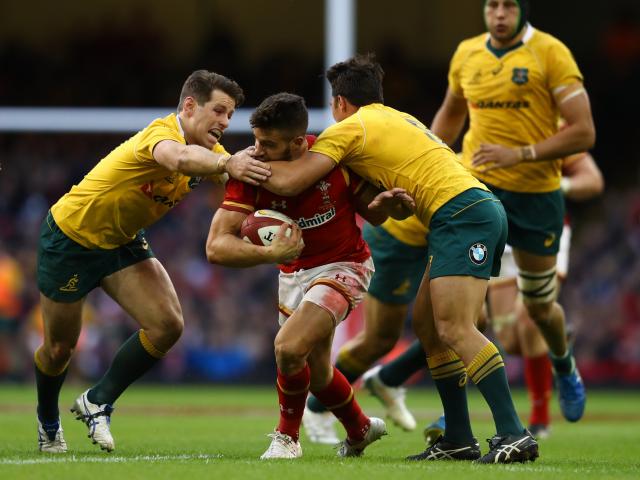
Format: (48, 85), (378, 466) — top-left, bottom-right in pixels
(70, 389), (115, 452)
(260, 431), (303, 459)
(38, 417), (67, 453)
(302, 406), (340, 444)
(362, 366), (417, 431)
(336, 417), (387, 457)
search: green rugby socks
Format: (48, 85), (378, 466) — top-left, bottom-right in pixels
(468, 342), (523, 436)
(88, 330), (163, 406)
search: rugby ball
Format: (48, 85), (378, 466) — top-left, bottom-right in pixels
(240, 209), (295, 246)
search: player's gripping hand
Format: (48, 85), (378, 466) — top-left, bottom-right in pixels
(268, 223), (305, 264)
(472, 143), (521, 171)
(368, 188), (416, 220)
(227, 147), (271, 185)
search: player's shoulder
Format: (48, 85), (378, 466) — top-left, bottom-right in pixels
(455, 33), (487, 56)
(528, 27), (574, 54)
(146, 113), (180, 132)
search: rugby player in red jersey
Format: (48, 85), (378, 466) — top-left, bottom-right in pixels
(206, 92), (414, 459)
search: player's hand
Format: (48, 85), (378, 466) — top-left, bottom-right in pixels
(227, 149), (271, 185)
(471, 143), (521, 172)
(368, 188), (416, 220)
(268, 223), (304, 263)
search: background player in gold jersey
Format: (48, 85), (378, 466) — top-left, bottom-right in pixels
(34, 70), (271, 453)
(431, 0), (596, 424)
(235, 54), (539, 464)
(487, 152), (603, 438)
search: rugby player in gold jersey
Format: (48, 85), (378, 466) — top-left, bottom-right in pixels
(431, 0), (595, 429)
(35, 70), (271, 453)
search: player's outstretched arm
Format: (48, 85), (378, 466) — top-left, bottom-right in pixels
(353, 182), (415, 225)
(366, 188), (415, 221)
(233, 149), (336, 196)
(153, 140), (271, 185)
(430, 87), (468, 146)
(206, 209), (302, 267)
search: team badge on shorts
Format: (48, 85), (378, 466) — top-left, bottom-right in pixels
(469, 243), (488, 265)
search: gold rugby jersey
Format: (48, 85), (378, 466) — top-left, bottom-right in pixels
(310, 103), (487, 227)
(449, 26), (583, 192)
(51, 113), (227, 249)
(381, 216), (428, 248)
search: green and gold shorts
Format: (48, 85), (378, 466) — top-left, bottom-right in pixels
(363, 223), (429, 305)
(486, 184), (565, 256)
(428, 188), (508, 280)
(37, 211), (154, 302)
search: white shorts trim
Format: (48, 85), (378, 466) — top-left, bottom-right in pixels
(277, 258), (374, 326)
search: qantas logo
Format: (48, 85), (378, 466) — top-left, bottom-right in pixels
(470, 100), (530, 109)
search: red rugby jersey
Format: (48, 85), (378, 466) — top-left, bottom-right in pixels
(221, 135), (370, 273)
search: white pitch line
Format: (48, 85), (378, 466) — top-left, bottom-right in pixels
(1, 453), (223, 465)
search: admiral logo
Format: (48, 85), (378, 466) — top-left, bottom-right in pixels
(470, 100), (530, 109)
(296, 208), (336, 229)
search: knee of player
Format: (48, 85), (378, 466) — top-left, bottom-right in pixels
(434, 321), (465, 350)
(46, 342), (75, 366)
(369, 333), (397, 356)
(522, 301), (554, 324)
(274, 338), (307, 366)
(154, 308), (184, 343)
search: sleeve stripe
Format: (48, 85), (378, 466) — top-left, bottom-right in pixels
(221, 201), (254, 214)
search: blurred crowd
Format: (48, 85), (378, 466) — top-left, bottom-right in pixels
(1, 7), (640, 386)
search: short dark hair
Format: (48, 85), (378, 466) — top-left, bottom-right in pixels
(250, 92), (308, 136)
(326, 53), (384, 106)
(177, 70), (245, 111)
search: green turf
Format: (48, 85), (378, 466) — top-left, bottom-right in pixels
(1, 384), (639, 479)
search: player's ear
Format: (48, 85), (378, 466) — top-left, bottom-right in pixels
(182, 96), (197, 117)
(292, 135), (306, 148)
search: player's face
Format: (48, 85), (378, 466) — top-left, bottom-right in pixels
(253, 128), (303, 161)
(183, 89), (236, 149)
(484, 0), (521, 43)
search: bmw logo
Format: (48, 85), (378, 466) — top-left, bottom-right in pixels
(469, 243), (488, 265)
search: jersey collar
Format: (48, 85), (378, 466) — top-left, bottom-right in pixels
(485, 23), (534, 59)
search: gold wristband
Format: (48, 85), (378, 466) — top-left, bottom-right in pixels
(216, 154), (231, 173)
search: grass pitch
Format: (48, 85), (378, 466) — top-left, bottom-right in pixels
(1, 384), (639, 479)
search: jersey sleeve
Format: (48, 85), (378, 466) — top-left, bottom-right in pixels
(545, 39), (583, 91)
(134, 123), (184, 164)
(221, 178), (258, 214)
(448, 42), (469, 97)
(346, 168), (366, 196)
(310, 118), (364, 164)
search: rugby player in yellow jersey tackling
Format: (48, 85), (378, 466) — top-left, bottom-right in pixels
(431, 0), (595, 427)
(234, 54), (538, 463)
(34, 70), (271, 453)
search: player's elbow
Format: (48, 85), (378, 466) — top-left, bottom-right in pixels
(205, 239), (223, 264)
(172, 146), (193, 173)
(591, 171), (605, 196)
(580, 123), (596, 151)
